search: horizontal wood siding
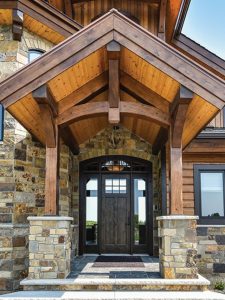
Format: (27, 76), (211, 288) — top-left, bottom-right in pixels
(166, 152), (225, 215)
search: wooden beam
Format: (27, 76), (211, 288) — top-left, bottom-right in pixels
(170, 85), (193, 148)
(38, 104), (56, 148)
(33, 85), (58, 148)
(45, 125), (59, 215)
(120, 72), (169, 113)
(158, 0), (167, 41)
(169, 85), (193, 215)
(56, 101), (171, 127)
(60, 126), (79, 155)
(33, 84), (58, 116)
(107, 41), (121, 124)
(1, 11), (225, 111)
(58, 72), (108, 114)
(57, 102), (109, 126)
(12, 9), (23, 41)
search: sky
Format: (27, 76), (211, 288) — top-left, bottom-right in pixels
(182, 0), (225, 60)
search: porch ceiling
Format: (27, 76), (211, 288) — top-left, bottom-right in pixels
(1, 9), (225, 152)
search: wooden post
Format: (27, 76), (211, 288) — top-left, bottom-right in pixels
(169, 85), (193, 214)
(45, 125), (59, 215)
(107, 41), (121, 124)
(33, 85), (59, 215)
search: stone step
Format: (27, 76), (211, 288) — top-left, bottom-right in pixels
(21, 275), (210, 292)
(0, 291), (225, 300)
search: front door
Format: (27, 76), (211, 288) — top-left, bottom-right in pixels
(101, 174), (130, 253)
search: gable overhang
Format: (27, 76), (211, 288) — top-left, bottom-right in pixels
(0, 0), (82, 42)
(0, 9), (225, 150)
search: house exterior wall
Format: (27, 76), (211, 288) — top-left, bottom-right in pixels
(0, 25), (74, 293)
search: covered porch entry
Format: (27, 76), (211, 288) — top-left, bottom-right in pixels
(80, 155), (153, 255)
(0, 9), (225, 282)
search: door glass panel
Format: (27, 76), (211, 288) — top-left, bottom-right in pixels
(86, 178), (98, 245)
(200, 172), (224, 217)
(134, 178), (146, 245)
(105, 178), (127, 194)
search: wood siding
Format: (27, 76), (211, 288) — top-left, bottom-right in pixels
(49, 0), (160, 34)
(166, 154), (225, 215)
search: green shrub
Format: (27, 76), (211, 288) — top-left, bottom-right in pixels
(214, 281), (225, 291)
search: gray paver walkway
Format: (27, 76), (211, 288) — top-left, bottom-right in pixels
(68, 255), (160, 279)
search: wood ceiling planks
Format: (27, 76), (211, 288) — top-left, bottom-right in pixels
(24, 15), (65, 44)
(182, 95), (219, 147)
(121, 116), (160, 145)
(121, 47), (180, 102)
(8, 94), (46, 145)
(69, 116), (108, 145)
(0, 9), (12, 25)
(48, 47), (108, 102)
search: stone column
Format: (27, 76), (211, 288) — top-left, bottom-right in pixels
(28, 216), (73, 279)
(157, 215), (199, 279)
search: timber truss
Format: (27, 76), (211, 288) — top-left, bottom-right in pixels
(0, 9), (225, 215)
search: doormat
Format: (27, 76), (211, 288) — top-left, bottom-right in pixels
(92, 256), (144, 268)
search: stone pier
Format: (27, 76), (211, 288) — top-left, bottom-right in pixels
(157, 215), (199, 279)
(28, 216), (73, 279)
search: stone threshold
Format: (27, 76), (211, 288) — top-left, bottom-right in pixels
(20, 275), (210, 291)
(0, 291), (224, 300)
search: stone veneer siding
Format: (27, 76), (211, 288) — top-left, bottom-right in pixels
(157, 216), (198, 279)
(28, 217), (73, 279)
(0, 25), (73, 293)
(197, 225), (225, 282)
(71, 126), (161, 256)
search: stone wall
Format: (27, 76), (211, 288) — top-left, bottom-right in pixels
(197, 225), (225, 282)
(158, 216), (198, 279)
(0, 25), (73, 293)
(71, 126), (161, 256)
(28, 217), (73, 280)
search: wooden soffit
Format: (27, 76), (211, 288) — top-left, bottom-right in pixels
(0, 0), (82, 43)
(0, 9), (225, 150)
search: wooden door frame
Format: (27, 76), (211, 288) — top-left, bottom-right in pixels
(79, 155), (153, 255)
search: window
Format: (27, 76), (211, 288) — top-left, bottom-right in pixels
(28, 49), (45, 63)
(86, 178), (98, 245)
(194, 165), (225, 224)
(105, 178), (127, 194)
(134, 178), (146, 245)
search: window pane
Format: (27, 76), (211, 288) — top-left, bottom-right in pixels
(28, 50), (44, 63)
(134, 179), (146, 245)
(86, 178), (98, 245)
(201, 172), (224, 217)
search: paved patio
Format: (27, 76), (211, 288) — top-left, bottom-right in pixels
(68, 255), (161, 279)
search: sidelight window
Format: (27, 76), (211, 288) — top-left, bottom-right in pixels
(134, 178), (146, 245)
(86, 178), (98, 245)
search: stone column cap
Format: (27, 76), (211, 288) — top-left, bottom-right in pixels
(156, 215), (199, 221)
(27, 216), (74, 221)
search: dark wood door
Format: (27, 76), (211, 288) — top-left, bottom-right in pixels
(101, 174), (130, 253)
